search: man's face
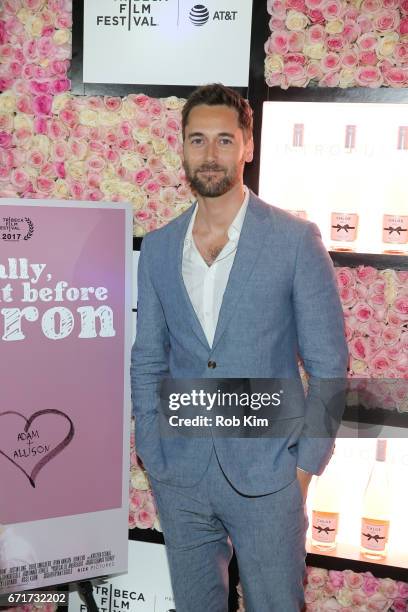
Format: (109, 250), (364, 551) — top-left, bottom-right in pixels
(183, 104), (253, 198)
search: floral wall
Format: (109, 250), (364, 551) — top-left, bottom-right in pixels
(1, 2), (408, 610)
(0, 0), (194, 237)
(265, 0), (408, 88)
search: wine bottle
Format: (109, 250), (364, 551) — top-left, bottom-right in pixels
(330, 125), (359, 251)
(311, 451), (341, 551)
(382, 127), (408, 253)
(360, 439), (391, 560)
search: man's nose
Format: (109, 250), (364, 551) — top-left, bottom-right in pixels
(205, 140), (217, 161)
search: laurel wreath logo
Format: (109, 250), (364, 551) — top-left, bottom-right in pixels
(24, 217), (34, 241)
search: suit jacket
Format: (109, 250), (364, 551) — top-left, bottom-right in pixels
(130, 191), (348, 495)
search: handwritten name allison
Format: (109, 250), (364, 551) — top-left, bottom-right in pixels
(0, 258), (116, 341)
(13, 430), (50, 459)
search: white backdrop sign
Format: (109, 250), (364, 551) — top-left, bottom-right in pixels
(69, 541), (175, 612)
(83, 0), (253, 86)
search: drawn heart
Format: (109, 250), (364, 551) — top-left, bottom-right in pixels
(0, 409), (74, 488)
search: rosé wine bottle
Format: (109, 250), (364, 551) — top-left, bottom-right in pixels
(311, 451), (341, 551)
(360, 439), (390, 560)
(330, 212), (359, 251)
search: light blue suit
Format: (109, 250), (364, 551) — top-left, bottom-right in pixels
(131, 191), (348, 611)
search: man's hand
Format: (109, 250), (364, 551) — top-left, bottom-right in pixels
(296, 467), (313, 502)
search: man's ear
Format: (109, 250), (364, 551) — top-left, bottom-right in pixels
(244, 137), (254, 163)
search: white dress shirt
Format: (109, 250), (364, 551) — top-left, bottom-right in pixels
(182, 187), (249, 348)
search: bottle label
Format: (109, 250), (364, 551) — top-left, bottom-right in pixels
(331, 213), (358, 242)
(287, 209), (307, 220)
(361, 518), (389, 551)
(312, 511), (338, 543)
(383, 215), (408, 244)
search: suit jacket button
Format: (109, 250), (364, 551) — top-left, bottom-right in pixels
(207, 360), (216, 369)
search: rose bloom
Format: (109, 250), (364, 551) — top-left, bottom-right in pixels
(361, 0), (381, 12)
(328, 570), (345, 589)
(373, 9), (400, 32)
(287, 0), (306, 11)
(383, 66), (408, 86)
(342, 51), (358, 68)
(336, 267), (355, 288)
(355, 66), (383, 87)
(308, 24), (326, 43)
(321, 52), (342, 72)
(350, 337), (369, 360)
(288, 31), (306, 52)
(359, 50), (378, 65)
(400, 17), (408, 35)
(371, 352), (391, 374)
(327, 34), (346, 51)
(308, 9), (325, 24)
(343, 570), (364, 590)
(268, 30), (290, 54)
(356, 266), (377, 285)
(323, 0), (342, 20)
(285, 10), (309, 31)
(357, 33), (378, 51)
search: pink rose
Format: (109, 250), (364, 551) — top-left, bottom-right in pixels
(366, 592), (393, 611)
(268, 0), (286, 17)
(371, 352), (391, 374)
(337, 268), (355, 288)
(355, 66), (383, 87)
(166, 117), (180, 132)
(10, 168), (30, 190)
(383, 67), (408, 87)
(305, 0), (325, 8)
(328, 570), (344, 589)
(357, 266), (378, 285)
(70, 180), (84, 200)
(0, 132), (12, 149)
(288, 31), (306, 52)
(400, 17), (408, 35)
(357, 15), (374, 33)
(29, 150), (45, 168)
(344, 570), (364, 589)
(373, 9), (399, 31)
(16, 95), (33, 115)
(357, 32), (378, 51)
(33, 94), (52, 115)
(327, 35), (346, 52)
(361, 0), (381, 11)
(36, 176), (54, 193)
(145, 180), (160, 195)
(134, 168), (151, 185)
(55, 11), (72, 29)
(104, 96), (122, 112)
(84, 188), (103, 201)
(105, 149), (119, 164)
(393, 296), (408, 317)
(340, 286), (357, 306)
(383, 327), (400, 345)
(321, 52), (342, 72)
(87, 172), (101, 188)
(287, 0), (306, 10)
(50, 78), (71, 94)
(34, 117), (48, 135)
(323, 0), (342, 20)
(135, 210), (152, 222)
(359, 50), (378, 65)
(269, 30), (290, 54)
(355, 284), (368, 299)
(342, 51), (358, 67)
(308, 24), (326, 43)
(307, 9), (325, 24)
(397, 581), (408, 598)
(392, 598), (408, 612)
(284, 62), (307, 84)
(306, 61), (323, 80)
(352, 302), (374, 323)
(350, 337), (368, 360)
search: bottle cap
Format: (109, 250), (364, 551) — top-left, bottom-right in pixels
(376, 439), (387, 462)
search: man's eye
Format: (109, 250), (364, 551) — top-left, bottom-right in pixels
(191, 138), (203, 145)
(219, 138), (232, 145)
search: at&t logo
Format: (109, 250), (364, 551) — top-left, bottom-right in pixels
(189, 4), (238, 26)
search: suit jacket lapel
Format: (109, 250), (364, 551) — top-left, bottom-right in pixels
(172, 204), (211, 351)
(211, 194), (271, 351)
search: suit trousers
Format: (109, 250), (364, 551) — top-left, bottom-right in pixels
(148, 445), (309, 612)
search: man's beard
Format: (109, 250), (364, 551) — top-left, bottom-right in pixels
(183, 161), (240, 198)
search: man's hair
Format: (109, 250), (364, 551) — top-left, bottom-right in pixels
(181, 83), (253, 142)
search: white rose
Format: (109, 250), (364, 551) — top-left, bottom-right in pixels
(286, 10), (309, 31)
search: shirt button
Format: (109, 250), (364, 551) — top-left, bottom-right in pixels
(207, 360), (217, 369)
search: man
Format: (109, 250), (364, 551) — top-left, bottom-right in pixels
(131, 84), (348, 611)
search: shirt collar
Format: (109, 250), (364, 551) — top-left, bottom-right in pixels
(184, 186), (249, 245)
